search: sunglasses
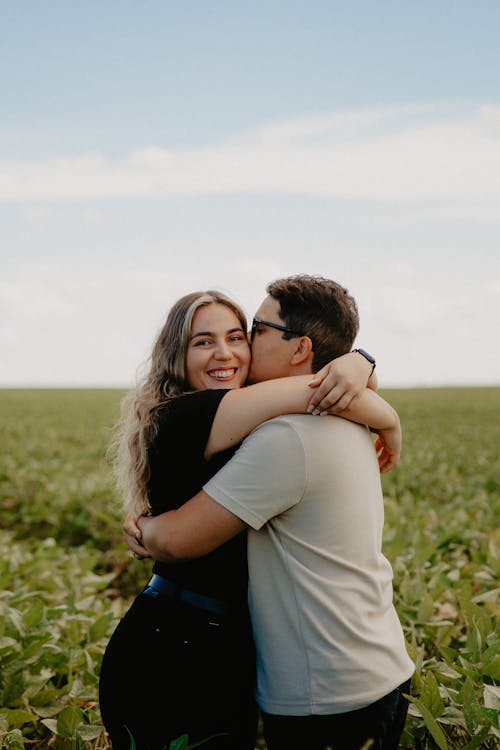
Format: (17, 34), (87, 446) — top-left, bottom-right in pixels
(250, 317), (302, 341)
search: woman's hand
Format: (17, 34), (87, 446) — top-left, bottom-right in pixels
(307, 352), (375, 414)
(373, 424), (402, 473)
(123, 512), (152, 560)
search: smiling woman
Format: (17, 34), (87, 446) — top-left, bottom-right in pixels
(98, 290), (260, 750)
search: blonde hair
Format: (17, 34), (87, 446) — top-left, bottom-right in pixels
(111, 291), (248, 516)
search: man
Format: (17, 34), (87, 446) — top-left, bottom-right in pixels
(127, 275), (414, 750)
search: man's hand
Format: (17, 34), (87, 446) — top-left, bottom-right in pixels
(123, 512), (152, 560)
(307, 352), (375, 414)
(373, 423), (402, 473)
(122, 493), (246, 564)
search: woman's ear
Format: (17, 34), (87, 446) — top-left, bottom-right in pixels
(290, 336), (313, 367)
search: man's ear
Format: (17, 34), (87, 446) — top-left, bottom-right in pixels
(290, 336), (313, 367)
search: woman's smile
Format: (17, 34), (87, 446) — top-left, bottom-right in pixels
(207, 366), (239, 382)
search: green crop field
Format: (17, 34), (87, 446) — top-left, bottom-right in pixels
(0, 387), (498, 749)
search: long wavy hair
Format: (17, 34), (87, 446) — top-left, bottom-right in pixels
(111, 291), (248, 516)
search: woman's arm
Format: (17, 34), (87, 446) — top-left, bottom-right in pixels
(307, 350), (378, 413)
(206, 374), (398, 459)
(206, 350), (377, 459)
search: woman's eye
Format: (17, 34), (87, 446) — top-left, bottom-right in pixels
(194, 339), (212, 347)
(229, 335), (245, 342)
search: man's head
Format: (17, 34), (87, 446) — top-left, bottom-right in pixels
(248, 274), (359, 383)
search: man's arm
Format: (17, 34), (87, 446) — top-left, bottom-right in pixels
(125, 490), (246, 562)
(124, 418), (305, 561)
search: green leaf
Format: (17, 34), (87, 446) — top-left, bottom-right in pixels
(460, 677), (477, 735)
(470, 704), (499, 729)
(417, 592), (435, 621)
(88, 613), (112, 641)
(461, 725), (492, 750)
(77, 723), (105, 741)
(407, 695), (448, 750)
(1, 670), (25, 705)
(3, 709), (37, 729)
(22, 598), (45, 628)
(0, 728), (25, 750)
(482, 654), (500, 680)
(421, 671), (444, 717)
(22, 633), (53, 659)
(168, 732), (231, 749)
(125, 725), (137, 749)
(170, 734), (189, 750)
(57, 705), (84, 738)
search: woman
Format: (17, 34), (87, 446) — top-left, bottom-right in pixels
(98, 290), (400, 750)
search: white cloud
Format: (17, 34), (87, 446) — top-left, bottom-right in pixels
(128, 146), (174, 168)
(1, 103), (499, 205)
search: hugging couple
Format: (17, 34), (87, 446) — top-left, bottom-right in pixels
(99, 274), (414, 750)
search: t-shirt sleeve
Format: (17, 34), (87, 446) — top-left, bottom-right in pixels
(203, 417), (307, 530)
(154, 388), (229, 461)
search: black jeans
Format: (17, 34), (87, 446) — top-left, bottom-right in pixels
(262, 678), (412, 750)
(99, 591), (257, 750)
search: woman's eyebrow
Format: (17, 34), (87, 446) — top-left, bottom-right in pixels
(190, 327), (244, 340)
(190, 330), (213, 339)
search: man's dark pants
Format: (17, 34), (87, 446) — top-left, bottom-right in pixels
(262, 678), (411, 750)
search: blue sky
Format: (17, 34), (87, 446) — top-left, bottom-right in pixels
(1, 1), (499, 386)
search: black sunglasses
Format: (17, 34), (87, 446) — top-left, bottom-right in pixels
(251, 317), (302, 341)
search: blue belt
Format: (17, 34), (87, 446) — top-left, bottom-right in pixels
(142, 574), (230, 617)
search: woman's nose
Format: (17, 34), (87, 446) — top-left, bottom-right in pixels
(214, 340), (232, 359)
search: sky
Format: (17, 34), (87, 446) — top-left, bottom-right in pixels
(1, 1), (499, 388)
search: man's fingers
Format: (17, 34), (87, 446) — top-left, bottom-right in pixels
(124, 533), (151, 559)
(123, 514), (143, 540)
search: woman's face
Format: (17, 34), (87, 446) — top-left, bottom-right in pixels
(185, 303), (251, 391)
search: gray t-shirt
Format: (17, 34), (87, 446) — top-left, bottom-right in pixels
(204, 414), (414, 715)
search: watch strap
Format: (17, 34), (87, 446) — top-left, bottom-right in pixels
(352, 348), (376, 375)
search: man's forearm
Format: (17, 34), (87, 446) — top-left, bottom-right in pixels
(139, 490), (246, 562)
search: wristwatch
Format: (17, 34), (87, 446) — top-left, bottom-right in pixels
(352, 348), (376, 375)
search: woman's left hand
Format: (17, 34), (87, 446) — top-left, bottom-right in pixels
(307, 352), (374, 414)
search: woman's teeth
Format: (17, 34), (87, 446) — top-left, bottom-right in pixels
(209, 369), (235, 379)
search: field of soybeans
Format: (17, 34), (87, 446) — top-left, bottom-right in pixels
(0, 387), (498, 750)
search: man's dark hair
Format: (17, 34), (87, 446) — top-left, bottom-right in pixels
(266, 274), (359, 371)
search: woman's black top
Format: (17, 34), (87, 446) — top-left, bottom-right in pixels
(147, 389), (247, 606)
